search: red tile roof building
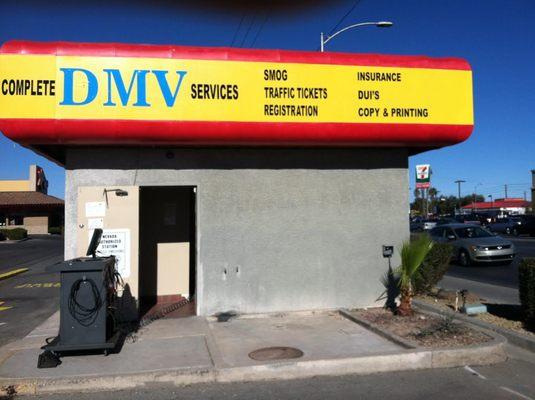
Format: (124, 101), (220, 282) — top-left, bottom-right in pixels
(0, 166), (64, 234)
(462, 198), (530, 213)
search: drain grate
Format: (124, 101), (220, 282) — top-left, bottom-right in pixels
(248, 346), (304, 361)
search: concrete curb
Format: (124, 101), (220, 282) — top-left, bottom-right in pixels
(0, 345), (506, 396)
(339, 308), (507, 368)
(338, 309), (417, 349)
(414, 299), (535, 353)
(0, 309), (507, 396)
(0, 238), (30, 245)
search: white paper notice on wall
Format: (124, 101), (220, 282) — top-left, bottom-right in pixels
(85, 201), (106, 218)
(88, 229), (131, 278)
(87, 218), (104, 230)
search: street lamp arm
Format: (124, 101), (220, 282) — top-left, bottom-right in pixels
(322, 22), (379, 45)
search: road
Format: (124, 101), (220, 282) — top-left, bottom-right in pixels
(446, 236), (535, 288)
(13, 346), (535, 400)
(440, 236), (535, 304)
(0, 236), (63, 347)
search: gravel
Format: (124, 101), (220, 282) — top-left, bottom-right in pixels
(416, 294), (535, 337)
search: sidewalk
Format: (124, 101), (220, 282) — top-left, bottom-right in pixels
(439, 275), (519, 305)
(0, 309), (506, 395)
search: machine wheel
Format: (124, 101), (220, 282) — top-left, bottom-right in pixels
(104, 349), (109, 356)
(513, 227), (520, 236)
(505, 227), (511, 235)
(459, 250), (471, 267)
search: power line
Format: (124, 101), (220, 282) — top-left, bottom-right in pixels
(240, 14), (257, 48)
(249, 12), (270, 48)
(316, 0), (361, 51)
(478, 183), (530, 190)
(230, 13), (246, 47)
(328, 0), (361, 36)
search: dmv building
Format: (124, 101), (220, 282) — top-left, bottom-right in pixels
(0, 41), (473, 316)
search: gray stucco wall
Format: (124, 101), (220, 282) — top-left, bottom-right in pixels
(65, 147), (409, 315)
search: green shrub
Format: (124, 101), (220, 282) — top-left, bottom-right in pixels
(0, 231), (5, 241)
(519, 258), (535, 330)
(0, 228), (28, 240)
(413, 242), (453, 295)
(48, 227), (63, 235)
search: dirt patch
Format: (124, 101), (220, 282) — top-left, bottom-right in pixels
(417, 294), (535, 338)
(352, 308), (491, 348)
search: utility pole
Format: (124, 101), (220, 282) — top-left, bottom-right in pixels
(425, 188), (429, 219)
(473, 183), (482, 213)
(454, 180), (466, 214)
(505, 184), (508, 199)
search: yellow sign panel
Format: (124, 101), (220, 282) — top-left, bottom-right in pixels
(0, 54), (473, 125)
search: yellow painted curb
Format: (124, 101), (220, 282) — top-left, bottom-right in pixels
(0, 268), (29, 281)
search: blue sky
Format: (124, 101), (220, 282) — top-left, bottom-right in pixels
(0, 0), (533, 200)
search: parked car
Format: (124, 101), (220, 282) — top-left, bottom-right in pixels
(473, 211), (499, 226)
(422, 220), (437, 231)
(410, 217), (436, 232)
(429, 223), (515, 266)
(409, 217), (422, 232)
(454, 214), (481, 225)
(436, 217), (457, 226)
(511, 215), (535, 237)
(487, 216), (522, 235)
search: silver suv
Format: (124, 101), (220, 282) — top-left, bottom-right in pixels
(429, 224), (515, 266)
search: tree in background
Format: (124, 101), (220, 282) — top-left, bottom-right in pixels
(410, 190), (485, 216)
(428, 187), (438, 202)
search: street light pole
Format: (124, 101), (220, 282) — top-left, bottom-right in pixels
(320, 21), (393, 52)
(454, 180), (466, 214)
(473, 183), (482, 212)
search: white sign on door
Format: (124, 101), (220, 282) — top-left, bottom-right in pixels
(89, 229), (131, 278)
(85, 201), (106, 217)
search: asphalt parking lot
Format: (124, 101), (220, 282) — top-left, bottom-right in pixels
(446, 235), (535, 288)
(0, 236), (63, 347)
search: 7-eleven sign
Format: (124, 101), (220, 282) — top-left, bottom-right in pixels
(416, 164), (431, 188)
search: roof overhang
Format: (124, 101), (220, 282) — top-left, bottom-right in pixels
(0, 40), (474, 165)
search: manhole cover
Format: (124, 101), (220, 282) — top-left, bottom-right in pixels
(248, 346), (304, 361)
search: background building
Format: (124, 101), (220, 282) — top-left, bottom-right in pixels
(462, 198), (531, 216)
(0, 165), (64, 234)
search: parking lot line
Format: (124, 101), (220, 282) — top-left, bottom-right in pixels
(0, 301), (13, 312)
(0, 268), (29, 281)
(14, 282), (60, 289)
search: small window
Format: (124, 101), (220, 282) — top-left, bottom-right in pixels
(7, 215), (23, 226)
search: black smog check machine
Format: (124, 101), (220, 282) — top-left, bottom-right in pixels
(38, 229), (123, 368)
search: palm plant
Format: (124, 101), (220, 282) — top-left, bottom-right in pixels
(396, 234), (433, 316)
